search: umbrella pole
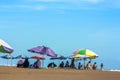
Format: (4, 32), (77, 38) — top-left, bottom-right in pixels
(11, 59), (12, 66)
(10, 54), (12, 66)
(42, 60), (44, 68)
(84, 59), (85, 69)
(90, 58), (92, 62)
(7, 59), (8, 66)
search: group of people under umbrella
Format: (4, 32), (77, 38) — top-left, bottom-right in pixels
(0, 39), (104, 70)
(17, 58), (41, 68)
(48, 58), (103, 70)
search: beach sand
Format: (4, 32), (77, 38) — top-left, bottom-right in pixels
(0, 66), (120, 80)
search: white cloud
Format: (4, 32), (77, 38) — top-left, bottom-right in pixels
(28, 0), (120, 9)
(0, 0), (120, 11)
(29, 0), (58, 2)
(83, 0), (104, 3)
(28, 0), (104, 3)
(0, 5), (46, 10)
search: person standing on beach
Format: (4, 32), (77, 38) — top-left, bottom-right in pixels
(100, 63), (104, 70)
(86, 61), (92, 70)
(70, 58), (75, 69)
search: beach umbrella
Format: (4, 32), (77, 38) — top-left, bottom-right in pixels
(50, 55), (67, 60)
(72, 55), (90, 60)
(73, 49), (98, 69)
(0, 55), (14, 59)
(73, 48), (98, 59)
(31, 55), (45, 60)
(28, 46), (57, 57)
(31, 55), (45, 68)
(50, 55), (67, 67)
(71, 55), (90, 66)
(0, 55), (14, 66)
(0, 39), (13, 54)
(14, 55), (29, 59)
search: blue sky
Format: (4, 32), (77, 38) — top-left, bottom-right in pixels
(0, 0), (120, 69)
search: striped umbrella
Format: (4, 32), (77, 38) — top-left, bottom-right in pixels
(72, 49), (98, 69)
(72, 55), (90, 60)
(73, 48), (98, 59)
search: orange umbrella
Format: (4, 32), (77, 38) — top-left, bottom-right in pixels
(31, 55), (45, 60)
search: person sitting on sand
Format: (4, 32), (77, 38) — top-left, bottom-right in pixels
(52, 62), (57, 68)
(23, 58), (30, 68)
(47, 62), (53, 68)
(86, 61), (92, 70)
(92, 62), (97, 70)
(78, 62), (82, 69)
(17, 58), (23, 68)
(59, 61), (64, 68)
(47, 62), (57, 68)
(65, 60), (69, 68)
(33, 59), (41, 68)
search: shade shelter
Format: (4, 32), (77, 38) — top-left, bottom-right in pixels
(28, 46), (57, 57)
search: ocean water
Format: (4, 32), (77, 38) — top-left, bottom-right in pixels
(109, 69), (120, 72)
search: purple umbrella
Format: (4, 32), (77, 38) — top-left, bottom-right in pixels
(28, 46), (57, 57)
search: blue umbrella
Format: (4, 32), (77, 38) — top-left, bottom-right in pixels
(14, 55), (29, 59)
(50, 55), (67, 60)
(0, 55), (14, 59)
(0, 55), (14, 66)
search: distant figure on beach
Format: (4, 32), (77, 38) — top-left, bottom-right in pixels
(78, 62), (82, 70)
(70, 58), (75, 69)
(33, 59), (41, 68)
(100, 63), (104, 70)
(65, 60), (69, 68)
(23, 58), (30, 68)
(52, 62), (57, 68)
(92, 62), (97, 70)
(59, 61), (64, 68)
(17, 58), (23, 68)
(47, 62), (53, 68)
(86, 61), (92, 70)
(47, 62), (57, 68)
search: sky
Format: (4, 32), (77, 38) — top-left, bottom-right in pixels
(0, 0), (120, 69)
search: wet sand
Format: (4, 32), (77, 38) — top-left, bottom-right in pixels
(0, 66), (120, 80)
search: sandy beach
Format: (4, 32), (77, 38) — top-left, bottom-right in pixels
(0, 66), (119, 80)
